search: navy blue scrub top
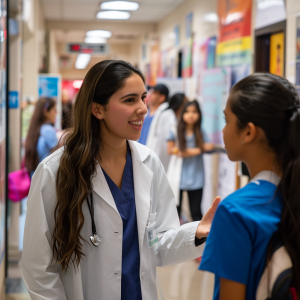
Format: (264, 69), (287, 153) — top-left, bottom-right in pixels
(102, 144), (142, 300)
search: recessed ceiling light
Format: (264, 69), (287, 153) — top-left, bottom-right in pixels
(97, 11), (130, 19)
(100, 1), (139, 11)
(75, 54), (91, 69)
(86, 30), (112, 38)
(84, 37), (107, 43)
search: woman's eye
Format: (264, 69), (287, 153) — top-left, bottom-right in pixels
(125, 98), (134, 103)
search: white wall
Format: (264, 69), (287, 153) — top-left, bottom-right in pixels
(285, 0), (300, 83)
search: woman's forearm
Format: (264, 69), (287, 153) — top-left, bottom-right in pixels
(180, 148), (201, 157)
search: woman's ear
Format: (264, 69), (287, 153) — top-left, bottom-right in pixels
(243, 122), (257, 144)
(91, 102), (104, 120)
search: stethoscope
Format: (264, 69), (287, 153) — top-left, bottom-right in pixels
(86, 193), (102, 247)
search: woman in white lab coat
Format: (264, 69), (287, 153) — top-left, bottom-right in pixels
(21, 60), (220, 300)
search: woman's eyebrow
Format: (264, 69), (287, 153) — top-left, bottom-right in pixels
(120, 92), (147, 99)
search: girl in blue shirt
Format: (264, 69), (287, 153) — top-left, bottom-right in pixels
(25, 97), (58, 175)
(200, 73), (300, 299)
(167, 100), (214, 221)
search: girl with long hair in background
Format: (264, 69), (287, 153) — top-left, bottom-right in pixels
(21, 60), (220, 300)
(25, 97), (57, 175)
(167, 100), (214, 221)
(200, 73), (300, 299)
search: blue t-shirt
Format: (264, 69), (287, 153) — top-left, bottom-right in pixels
(102, 145), (142, 300)
(37, 124), (57, 162)
(138, 113), (154, 145)
(199, 178), (283, 300)
(167, 130), (208, 190)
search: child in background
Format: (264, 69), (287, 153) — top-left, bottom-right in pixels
(167, 100), (214, 221)
(200, 73), (300, 299)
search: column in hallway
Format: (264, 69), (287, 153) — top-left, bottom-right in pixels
(8, 0), (23, 264)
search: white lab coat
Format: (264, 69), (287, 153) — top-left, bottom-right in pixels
(21, 140), (204, 300)
(146, 102), (177, 171)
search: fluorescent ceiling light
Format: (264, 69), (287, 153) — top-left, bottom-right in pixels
(73, 80), (83, 89)
(100, 1), (139, 11)
(204, 13), (218, 23)
(86, 30), (112, 38)
(97, 11), (130, 19)
(75, 54), (91, 69)
(84, 37), (107, 43)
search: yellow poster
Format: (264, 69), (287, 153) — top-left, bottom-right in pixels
(270, 32), (284, 77)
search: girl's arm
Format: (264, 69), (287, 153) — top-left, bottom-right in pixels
(220, 278), (246, 300)
(203, 143), (215, 152)
(167, 140), (178, 155)
(179, 148), (201, 157)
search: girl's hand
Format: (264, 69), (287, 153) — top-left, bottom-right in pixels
(196, 196), (221, 239)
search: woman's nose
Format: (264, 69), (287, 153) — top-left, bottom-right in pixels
(137, 100), (148, 115)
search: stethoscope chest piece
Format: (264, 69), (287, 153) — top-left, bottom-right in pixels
(90, 234), (102, 247)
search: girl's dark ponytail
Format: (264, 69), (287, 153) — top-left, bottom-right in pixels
(230, 73), (300, 293)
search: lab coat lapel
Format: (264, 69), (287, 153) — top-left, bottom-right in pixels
(129, 141), (153, 252)
(92, 164), (119, 213)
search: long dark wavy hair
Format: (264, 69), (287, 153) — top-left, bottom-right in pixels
(177, 100), (204, 151)
(25, 97), (56, 173)
(230, 73), (300, 293)
(52, 60), (144, 272)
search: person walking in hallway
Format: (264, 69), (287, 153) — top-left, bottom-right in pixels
(139, 84), (176, 170)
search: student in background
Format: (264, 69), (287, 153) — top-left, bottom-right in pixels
(25, 97), (58, 176)
(200, 73), (300, 299)
(168, 93), (188, 119)
(139, 84), (176, 170)
(167, 100), (214, 221)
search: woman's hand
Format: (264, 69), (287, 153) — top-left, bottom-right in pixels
(196, 196), (221, 239)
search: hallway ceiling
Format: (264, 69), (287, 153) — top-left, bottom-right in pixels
(41, 0), (186, 22)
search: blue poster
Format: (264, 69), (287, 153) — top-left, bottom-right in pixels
(38, 76), (59, 98)
(9, 91), (19, 109)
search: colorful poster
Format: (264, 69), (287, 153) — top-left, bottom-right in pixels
(270, 32), (284, 77)
(149, 44), (160, 86)
(218, 153), (236, 199)
(200, 67), (231, 145)
(161, 48), (177, 78)
(182, 37), (193, 77)
(297, 16), (300, 60)
(207, 37), (217, 69)
(216, 0), (252, 67)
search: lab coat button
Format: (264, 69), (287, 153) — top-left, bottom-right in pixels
(141, 272), (145, 277)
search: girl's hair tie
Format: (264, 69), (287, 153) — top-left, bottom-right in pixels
(287, 103), (300, 120)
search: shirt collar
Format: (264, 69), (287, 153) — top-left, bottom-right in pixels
(251, 171), (281, 186)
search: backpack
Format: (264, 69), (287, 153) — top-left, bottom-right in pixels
(256, 232), (297, 300)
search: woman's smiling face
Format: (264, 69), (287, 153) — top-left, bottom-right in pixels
(99, 73), (148, 141)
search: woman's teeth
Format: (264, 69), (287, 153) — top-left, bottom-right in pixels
(129, 121), (143, 126)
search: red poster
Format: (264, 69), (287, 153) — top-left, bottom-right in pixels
(218, 0), (252, 42)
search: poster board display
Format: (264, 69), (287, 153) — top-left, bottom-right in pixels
(200, 67), (231, 145)
(38, 74), (62, 130)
